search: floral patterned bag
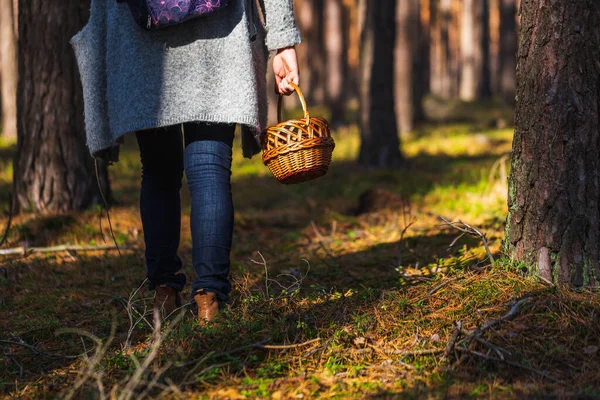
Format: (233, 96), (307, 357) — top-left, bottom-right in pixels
(116, 0), (230, 31)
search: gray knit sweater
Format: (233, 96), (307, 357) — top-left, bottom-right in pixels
(71, 0), (301, 161)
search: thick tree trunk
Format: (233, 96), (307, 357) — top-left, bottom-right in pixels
(13, 0), (110, 213)
(395, 0), (419, 134)
(0, 0), (18, 140)
(505, 0), (600, 286)
(324, 0), (346, 125)
(498, 0), (517, 104)
(358, 0), (403, 168)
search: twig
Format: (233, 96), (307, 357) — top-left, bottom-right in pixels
(0, 338), (71, 359)
(536, 274), (555, 287)
(439, 216), (495, 266)
(251, 251), (270, 298)
(4, 350), (23, 379)
(0, 194), (13, 248)
(352, 347), (445, 356)
(443, 321), (462, 360)
(59, 314), (117, 400)
(418, 277), (462, 303)
(259, 338), (320, 350)
(475, 298), (532, 337)
(473, 337), (511, 359)
(396, 218), (416, 267)
(0, 244), (136, 256)
(310, 221), (326, 241)
(0, 339), (42, 353)
(460, 297), (533, 346)
(457, 348), (561, 383)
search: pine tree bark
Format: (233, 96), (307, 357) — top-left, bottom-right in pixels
(498, 0), (517, 104)
(358, 0), (403, 168)
(395, 0), (419, 134)
(324, 0), (346, 125)
(505, 0), (600, 286)
(413, 0), (428, 122)
(296, 0), (325, 105)
(480, 0), (492, 97)
(431, 0), (459, 99)
(0, 0), (18, 140)
(13, 0), (111, 213)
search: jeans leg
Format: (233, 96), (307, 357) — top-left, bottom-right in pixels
(136, 127), (186, 292)
(184, 124), (235, 302)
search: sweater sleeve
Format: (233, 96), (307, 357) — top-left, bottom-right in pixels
(262, 0), (302, 52)
(70, 0), (119, 162)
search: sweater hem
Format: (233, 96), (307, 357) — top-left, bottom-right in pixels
(112, 113), (262, 138)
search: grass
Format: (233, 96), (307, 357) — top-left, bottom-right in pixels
(1, 101), (599, 398)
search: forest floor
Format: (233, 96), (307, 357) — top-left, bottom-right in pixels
(1, 99), (599, 399)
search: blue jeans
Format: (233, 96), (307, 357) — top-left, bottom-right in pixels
(136, 123), (235, 303)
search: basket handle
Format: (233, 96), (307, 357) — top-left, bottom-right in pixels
(277, 82), (310, 128)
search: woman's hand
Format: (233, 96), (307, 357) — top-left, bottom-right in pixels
(273, 46), (299, 95)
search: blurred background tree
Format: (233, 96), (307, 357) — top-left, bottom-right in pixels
(0, 0), (18, 141)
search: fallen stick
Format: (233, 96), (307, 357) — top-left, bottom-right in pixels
(468, 297), (532, 340)
(259, 338), (321, 350)
(352, 347), (445, 356)
(0, 244), (136, 256)
(443, 321), (462, 359)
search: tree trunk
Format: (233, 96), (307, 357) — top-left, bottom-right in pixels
(296, 0), (325, 105)
(324, 0), (346, 125)
(13, 0), (111, 213)
(505, 0), (600, 286)
(498, 0), (517, 104)
(413, 0), (428, 122)
(358, 0), (403, 168)
(480, 0), (492, 97)
(395, 0), (419, 134)
(431, 0), (459, 99)
(0, 0), (18, 140)
(459, 0), (484, 100)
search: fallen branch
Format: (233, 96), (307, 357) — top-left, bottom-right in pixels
(443, 321), (462, 360)
(0, 244), (136, 256)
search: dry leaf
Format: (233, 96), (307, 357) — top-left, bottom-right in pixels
(353, 336), (366, 346)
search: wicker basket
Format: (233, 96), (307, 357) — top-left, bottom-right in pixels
(262, 83), (335, 185)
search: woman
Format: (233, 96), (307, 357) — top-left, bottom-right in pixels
(71, 0), (301, 324)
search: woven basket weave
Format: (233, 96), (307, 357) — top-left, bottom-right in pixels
(262, 83), (335, 185)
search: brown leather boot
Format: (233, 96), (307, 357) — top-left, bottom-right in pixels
(194, 289), (219, 326)
(154, 286), (182, 318)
